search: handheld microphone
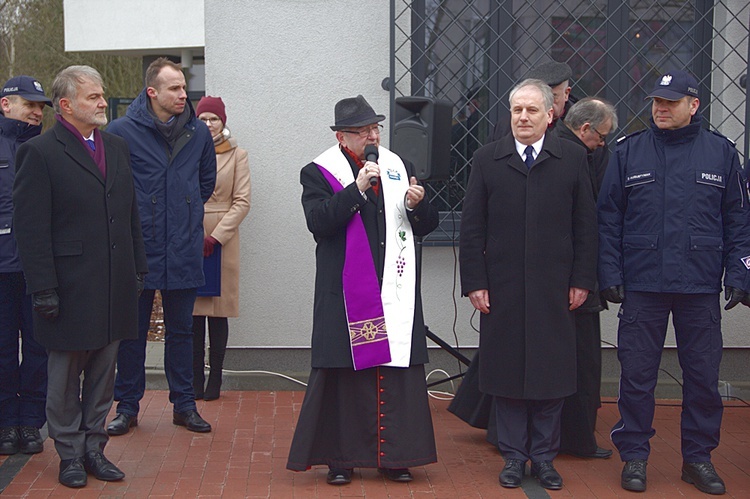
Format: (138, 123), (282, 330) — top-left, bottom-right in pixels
(364, 145), (379, 187)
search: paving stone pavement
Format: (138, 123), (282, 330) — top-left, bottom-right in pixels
(1, 389), (750, 498)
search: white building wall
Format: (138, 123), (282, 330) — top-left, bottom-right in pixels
(60, 1), (750, 353)
(64, 0), (205, 55)
(204, 0), (479, 350)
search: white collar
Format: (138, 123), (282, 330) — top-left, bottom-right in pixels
(515, 135), (545, 160)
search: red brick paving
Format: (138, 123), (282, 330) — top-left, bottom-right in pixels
(1, 391), (749, 497)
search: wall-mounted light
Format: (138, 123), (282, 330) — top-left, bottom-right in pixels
(181, 49), (193, 69)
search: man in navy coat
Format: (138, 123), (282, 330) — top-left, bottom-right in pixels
(106, 58), (216, 436)
(598, 70), (750, 495)
(0, 75), (51, 456)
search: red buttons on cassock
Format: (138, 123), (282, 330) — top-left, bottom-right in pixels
(380, 439), (385, 443)
(380, 452), (385, 456)
(379, 375), (384, 380)
(380, 413), (385, 418)
(380, 426), (385, 430)
(379, 388), (384, 393)
(380, 400), (385, 405)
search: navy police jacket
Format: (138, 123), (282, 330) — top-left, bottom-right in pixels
(598, 115), (750, 294)
(0, 114), (42, 273)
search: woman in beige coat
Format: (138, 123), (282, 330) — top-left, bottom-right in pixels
(192, 96), (251, 400)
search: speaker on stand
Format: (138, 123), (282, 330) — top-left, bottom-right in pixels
(390, 96), (471, 390)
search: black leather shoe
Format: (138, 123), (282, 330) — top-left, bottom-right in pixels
(59, 457), (87, 488)
(531, 460), (563, 490)
(84, 451), (125, 481)
(326, 468), (352, 485)
(681, 461), (726, 495)
(378, 467), (413, 482)
(107, 413), (137, 436)
(18, 426), (43, 454)
(173, 409), (212, 432)
(561, 446), (613, 459)
(499, 458), (525, 488)
(0, 426), (19, 455)
(621, 459), (647, 492)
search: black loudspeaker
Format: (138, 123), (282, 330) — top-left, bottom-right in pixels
(391, 96), (453, 181)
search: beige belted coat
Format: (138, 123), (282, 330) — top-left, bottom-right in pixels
(193, 136), (251, 317)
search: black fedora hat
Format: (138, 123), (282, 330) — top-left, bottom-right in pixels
(330, 95), (385, 131)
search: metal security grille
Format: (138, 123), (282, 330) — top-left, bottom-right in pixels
(389, 0), (750, 244)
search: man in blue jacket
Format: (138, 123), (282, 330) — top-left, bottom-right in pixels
(106, 57), (216, 435)
(598, 70), (750, 495)
(0, 76), (51, 456)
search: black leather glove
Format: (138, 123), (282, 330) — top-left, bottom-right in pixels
(32, 289), (59, 320)
(724, 286), (750, 310)
(601, 285), (625, 304)
(136, 273), (145, 297)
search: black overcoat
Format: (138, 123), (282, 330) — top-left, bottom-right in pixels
(12, 122), (147, 351)
(557, 124), (610, 313)
(459, 131), (597, 399)
(300, 148), (439, 369)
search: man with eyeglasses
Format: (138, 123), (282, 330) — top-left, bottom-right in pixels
(106, 57), (216, 437)
(598, 70), (750, 494)
(287, 95), (439, 486)
(556, 97), (617, 461)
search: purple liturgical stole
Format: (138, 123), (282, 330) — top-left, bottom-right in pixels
(317, 164), (392, 370)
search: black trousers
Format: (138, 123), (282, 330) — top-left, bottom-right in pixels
(560, 312), (603, 454)
(494, 396), (564, 462)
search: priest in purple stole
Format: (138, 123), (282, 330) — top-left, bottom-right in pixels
(287, 95), (439, 485)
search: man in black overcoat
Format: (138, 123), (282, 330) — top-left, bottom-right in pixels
(460, 79), (597, 490)
(557, 97), (618, 460)
(12, 66), (147, 488)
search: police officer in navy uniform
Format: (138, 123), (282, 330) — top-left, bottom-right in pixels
(598, 69), (750, 495)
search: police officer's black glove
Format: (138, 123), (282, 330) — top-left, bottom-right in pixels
(136, 273), (145, 297)
(724, 286), (750, 310)
(32, 288), (59, 320)
(602, 285), (625, 304)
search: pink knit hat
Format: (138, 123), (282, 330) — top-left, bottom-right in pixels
(196, 96), (226, 124)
